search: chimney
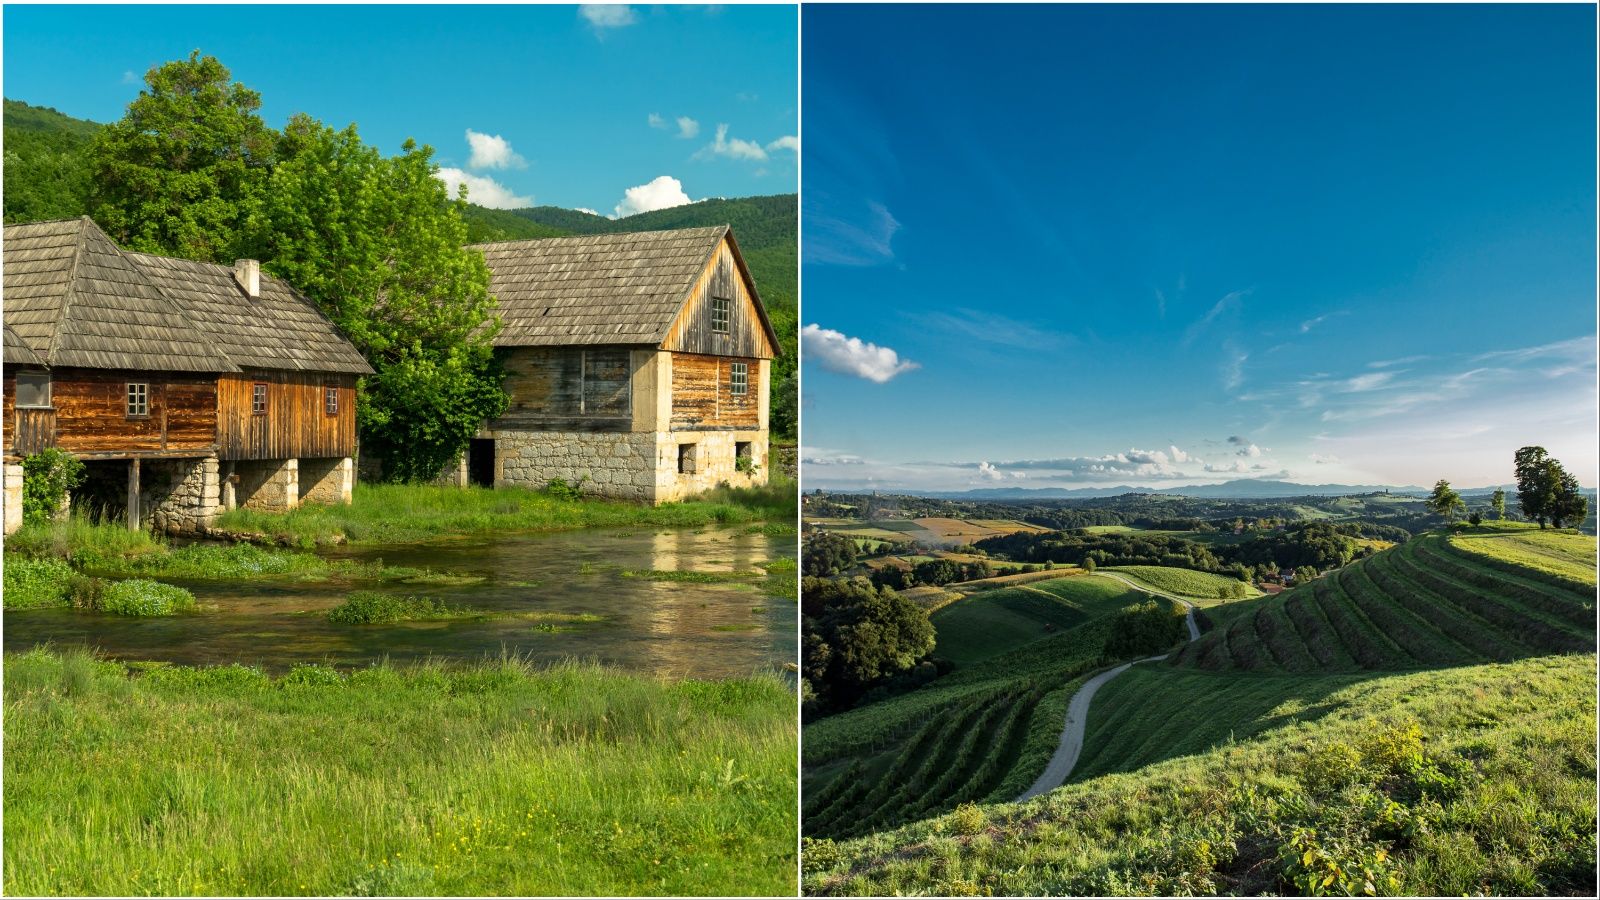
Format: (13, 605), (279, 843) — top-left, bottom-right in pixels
(233, 259), (260, 298)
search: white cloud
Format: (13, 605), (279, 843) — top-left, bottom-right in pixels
(612, 175), (695, 218)
(580, 4), (636, 30)
(977, 461), (1004, 481)
(766, 135), (799, 153)
(1169, 445), (1193, 464)
(697, 123), (768, 161)
(575, 207), (599, 216)
(465, 129), (526, 170)
(802, 324), (919, 383)
(1310, 453), (1340, 464)
(648, 112), (665, 129)
(676, 116), (700, 139)
(434, 168), (532, 209)
(1237, 443), (1263, 458)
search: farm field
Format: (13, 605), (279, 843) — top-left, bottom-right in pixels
(1105, 565), (1262, 601)
(805, 529), (1598, 896)
(930, 575), (1144, 666)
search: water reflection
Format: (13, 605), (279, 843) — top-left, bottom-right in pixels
(3, 526), (796, 680)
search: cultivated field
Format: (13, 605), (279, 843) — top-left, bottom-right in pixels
(1106, 565), (1263, 601)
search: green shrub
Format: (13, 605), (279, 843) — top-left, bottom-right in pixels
(326, 591), (473, 624)
(949, 802), (988, 835)
(21, 448), (84, 525)
(90, 579), (197, 616)
(1, 556), (74, 609)
(544, 476), (589, 500)
(1103, 599), (1187, 659)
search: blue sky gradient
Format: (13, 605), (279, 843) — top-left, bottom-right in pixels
(3, 4), (797, 216)
(801, 3), (1596, 492)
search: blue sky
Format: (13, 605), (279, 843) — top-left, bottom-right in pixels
(2, 4), (797, 216)
(801, 3), (1597, 493)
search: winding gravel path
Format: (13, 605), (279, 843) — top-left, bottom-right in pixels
(1015, 574), (1202, 801)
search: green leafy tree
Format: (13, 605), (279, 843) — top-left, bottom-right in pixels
(1490, 488), (1506, 520)
(1546, 465), (1588, 529)
(801, 577), (934, 714)
(21, 448), (85, 525)
(86, 51), (277, 262)
(252, 117), (506, 480)
(1514, 446), (1558, 527)
(1426, 479), (1466, 523)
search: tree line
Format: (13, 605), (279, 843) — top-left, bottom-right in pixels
(1426, 446), (1588, 529)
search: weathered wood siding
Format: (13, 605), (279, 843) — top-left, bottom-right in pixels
(670, 352), (761, 430)
(661, 238), (776, 360)
(217, 371), (357, 460)
(2, 367), (216, 457)
(493, 347), (633, 432)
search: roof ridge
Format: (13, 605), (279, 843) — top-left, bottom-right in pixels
(466, 223), (728, 250)
(41, 217), (92, 364)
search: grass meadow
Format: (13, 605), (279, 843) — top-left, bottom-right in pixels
(3, 648), (798, 897)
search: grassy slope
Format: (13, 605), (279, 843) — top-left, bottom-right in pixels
(807, 528), (1598, 895)
(805, 654), (1595, 897)
(3, 649), (796, 897)
(211, 481), (794, 546)
(930, 575), (1141, 667)
(1106, 565), (1262, 602)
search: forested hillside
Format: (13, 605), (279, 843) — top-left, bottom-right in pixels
(2, 97), (797, 437)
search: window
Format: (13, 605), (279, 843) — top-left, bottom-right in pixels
(678, 443), (697, 476)
(325, 385), (339, 416)
(252, 383), (268, 416)
(14, 372), (50, 408)
(729, 361), (749, 396)
(126, 382), (149, 417)
(710, 296), (731, 335)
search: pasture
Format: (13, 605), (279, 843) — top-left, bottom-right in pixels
(1105, 565), (1261, 601)
(930, 575), (1144, 666)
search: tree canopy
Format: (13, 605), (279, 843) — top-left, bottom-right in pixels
(1514, 446), (1589, 529)
(1426, 479), (1466, 523)
(802, 577), (935, 716)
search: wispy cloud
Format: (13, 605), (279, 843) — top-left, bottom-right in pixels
(434, 168), (531, 209)
(612, 175), (694, 218)
(802, 324), (919, 383)
(1183, 288), (1249, 345)
(765, 135), (799, 154)
(651, 113), (699, 139)
(696, 123), (768, 161)
(579, 4), (636, 32)
(1222, 344), (1249, 392)
(804, 199), (900, 266)
(464, 129), (527, 170)
(919, 308), (1073, 351)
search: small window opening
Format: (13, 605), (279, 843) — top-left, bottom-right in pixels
(678, 443), (697, 476)
(15, 371), (51, 408)
(324, 385), (339, 416)
(710, 296), (731, 335)
(252, 383), (268, 416)
(729, 361), (749, 396)
(126, 382), (149, 417)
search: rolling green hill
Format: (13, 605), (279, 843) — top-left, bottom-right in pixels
(2, 99), (100, 223)
(930, 574), (1142, 666)
(805, 526), (1597, 895)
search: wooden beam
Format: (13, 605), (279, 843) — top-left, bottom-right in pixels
(127, 458), (140, 531)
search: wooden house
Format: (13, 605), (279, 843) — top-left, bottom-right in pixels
(2, 217), (371, 534)
(463, 225), (779, 502)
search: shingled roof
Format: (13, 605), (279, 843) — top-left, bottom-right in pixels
(126, 253), (372, 375)
(2, 218), (237, 372)
(470, 225), (777, 350)
(4, 325), (45, 367)
(2, 217), (370, 376)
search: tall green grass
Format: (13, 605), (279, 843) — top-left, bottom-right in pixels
(214, 480), (797, 547)
(3, 647), (797, 897)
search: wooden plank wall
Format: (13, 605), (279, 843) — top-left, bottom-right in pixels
(670, 352), (760, 430)
(661, 239), (776, 360)
(217, 371), (357, 460)
(494, 347), (633, 432)
(2, 368), (216, 456)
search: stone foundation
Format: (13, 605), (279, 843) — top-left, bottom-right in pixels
(491, 429), (768, 504)
(299, 456), (354, 505)
(2, 462), (23, 535)
(235, 458), (299, 513)
(141, 456), (221, 535)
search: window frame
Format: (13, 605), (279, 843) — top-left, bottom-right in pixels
(710, 296), (732, 335)
(324, 384), (339, 417)
(729, 361), (749, 397)
(14, 371), (51, 409)
(251, 382), (268, 417)
(125, 382), (149, 418)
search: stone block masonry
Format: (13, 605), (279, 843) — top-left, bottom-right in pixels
(2, 462), (23, 535)
(493, 428), (768, 503)
(142, 456), (220, 535)
(235, 458), (299, 513)
(299, 456), (354, 505)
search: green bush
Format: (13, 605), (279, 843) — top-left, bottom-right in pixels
(21, 448), (85, 525)
(1103, 600), (1187, 659)
(1, 556), (74, 609)
(327, 591), (473, 624)
(90, 579), (197, 616)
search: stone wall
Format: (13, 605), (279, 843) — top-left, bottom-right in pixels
(652, 430), (769, 503)
(235, 458), (299, 513)
(495, 431), (659, 500)
(2, 462), (22, 535)
(299, 456), (354, 505)
(141, 456), (221, 535)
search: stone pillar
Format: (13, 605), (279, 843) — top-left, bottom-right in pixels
(299, 456), (354, 505)
(2, 462), (23, 535)
(145, 456), (221, 535)
(236, 458), (300, 513)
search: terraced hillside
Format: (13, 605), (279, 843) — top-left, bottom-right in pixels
(803, 585), (1186, 840)
(929, 574), (1141, 666)
(1170, 528), (1594, 673)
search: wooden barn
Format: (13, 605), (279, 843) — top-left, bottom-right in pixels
(2, 217), (371, 534)
(462, 225), (779, 502)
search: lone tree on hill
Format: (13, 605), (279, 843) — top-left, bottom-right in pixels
(1490, 488), (1507, 520)
(1514, 446), (1589, 528)
(1427, 479), (1466, 523)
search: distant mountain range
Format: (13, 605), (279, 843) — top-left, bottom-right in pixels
(905, 479), (1556, 501)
